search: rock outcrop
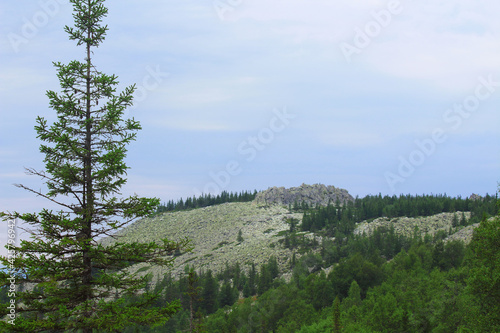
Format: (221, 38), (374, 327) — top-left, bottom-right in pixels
(469, 193), (483, 201)
(254, 183), (353, 207)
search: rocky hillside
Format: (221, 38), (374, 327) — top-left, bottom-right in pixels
(254, 183), (353, 207)
(353, 212), (476, 243)
(101, 186), (482, 284)
(102, 202), (303, 283)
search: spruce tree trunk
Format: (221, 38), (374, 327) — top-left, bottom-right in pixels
(82, 1), (93, 330)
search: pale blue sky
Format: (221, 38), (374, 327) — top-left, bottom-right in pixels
(1, 0), (499, 232)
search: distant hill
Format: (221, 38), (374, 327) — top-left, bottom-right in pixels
(101, 185), (485, 284)
(94, 186), (497, 333)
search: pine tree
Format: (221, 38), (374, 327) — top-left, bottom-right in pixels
(248, 263), (257, 295)
(237, 229), (244, 243)
(452, 212), (459, 227)
(233, 262), (242, 290)
(185, 268), (202, 333)
(342, 280), (362, 310)
(333, 296), (343, 333)
(258, 264), (272, 295)
(201, 270), (218, 314)
(289, 218), (297, 232)
(268, 256), (279, 279)
(242, 281), (252, 298)
(218, 281), (235, 308)
(0, 1), (188, 331)
(460, 212), (468, 226)
(290, 252), (297, 269)
(284, 234), (291, 249)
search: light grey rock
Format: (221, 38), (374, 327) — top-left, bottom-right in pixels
(444, 223), (480, 243)
(101, 202), (303, 284)
(353, 212), (478, 244)
(254, 183), (353, 207)
(469, 193), (483, 201)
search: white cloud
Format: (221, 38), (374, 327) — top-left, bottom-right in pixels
(1, 0), (498, 206)
(224, 0), (500, 92)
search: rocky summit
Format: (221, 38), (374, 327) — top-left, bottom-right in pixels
(254, 183), (353, 207)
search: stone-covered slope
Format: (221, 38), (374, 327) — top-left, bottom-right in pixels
(102, 202), (302, 282)
(354, 212), (475, 243)
(102, 192), (480, 285)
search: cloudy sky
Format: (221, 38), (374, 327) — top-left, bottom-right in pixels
(1, 0), (499, 238)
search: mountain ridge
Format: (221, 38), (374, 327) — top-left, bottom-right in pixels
(103, 203), (480, 285)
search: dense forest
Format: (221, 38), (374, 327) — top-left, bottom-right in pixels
(300, 193), (497, 236)
(116, 192), (500, 332)
(155, 190), (257, 213)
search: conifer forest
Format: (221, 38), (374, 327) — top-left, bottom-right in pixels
(1, 0), (499, 332)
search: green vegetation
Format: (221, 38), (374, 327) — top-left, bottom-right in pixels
(155, 190), (257, 213)
(1, 187), (497, 331)
(120, 191), (498, 332)
(200, 219), (497, 332)
(301, 193), (497, 236)
(122, 256), (283, 332)
(0, 1), (187, 331)
(1, 2), (496, 333)
(464, 215), (500, 331)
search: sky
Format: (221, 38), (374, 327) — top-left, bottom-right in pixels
(1, 0), (499, 253)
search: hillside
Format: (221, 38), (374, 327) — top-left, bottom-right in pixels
(353, 212), (475, 241)
(103, 201), (303, 282)
(104, 202), (480, 284)
(97, 186), (497, 333)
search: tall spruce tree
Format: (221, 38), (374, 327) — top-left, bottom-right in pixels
(185, 269), (202, 333)
(0, 1), (188, 331)
(201, 270), (218, 315)
(332, 296), (342, 333)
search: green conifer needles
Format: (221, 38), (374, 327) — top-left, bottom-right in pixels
(0, 1), (188, 331)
